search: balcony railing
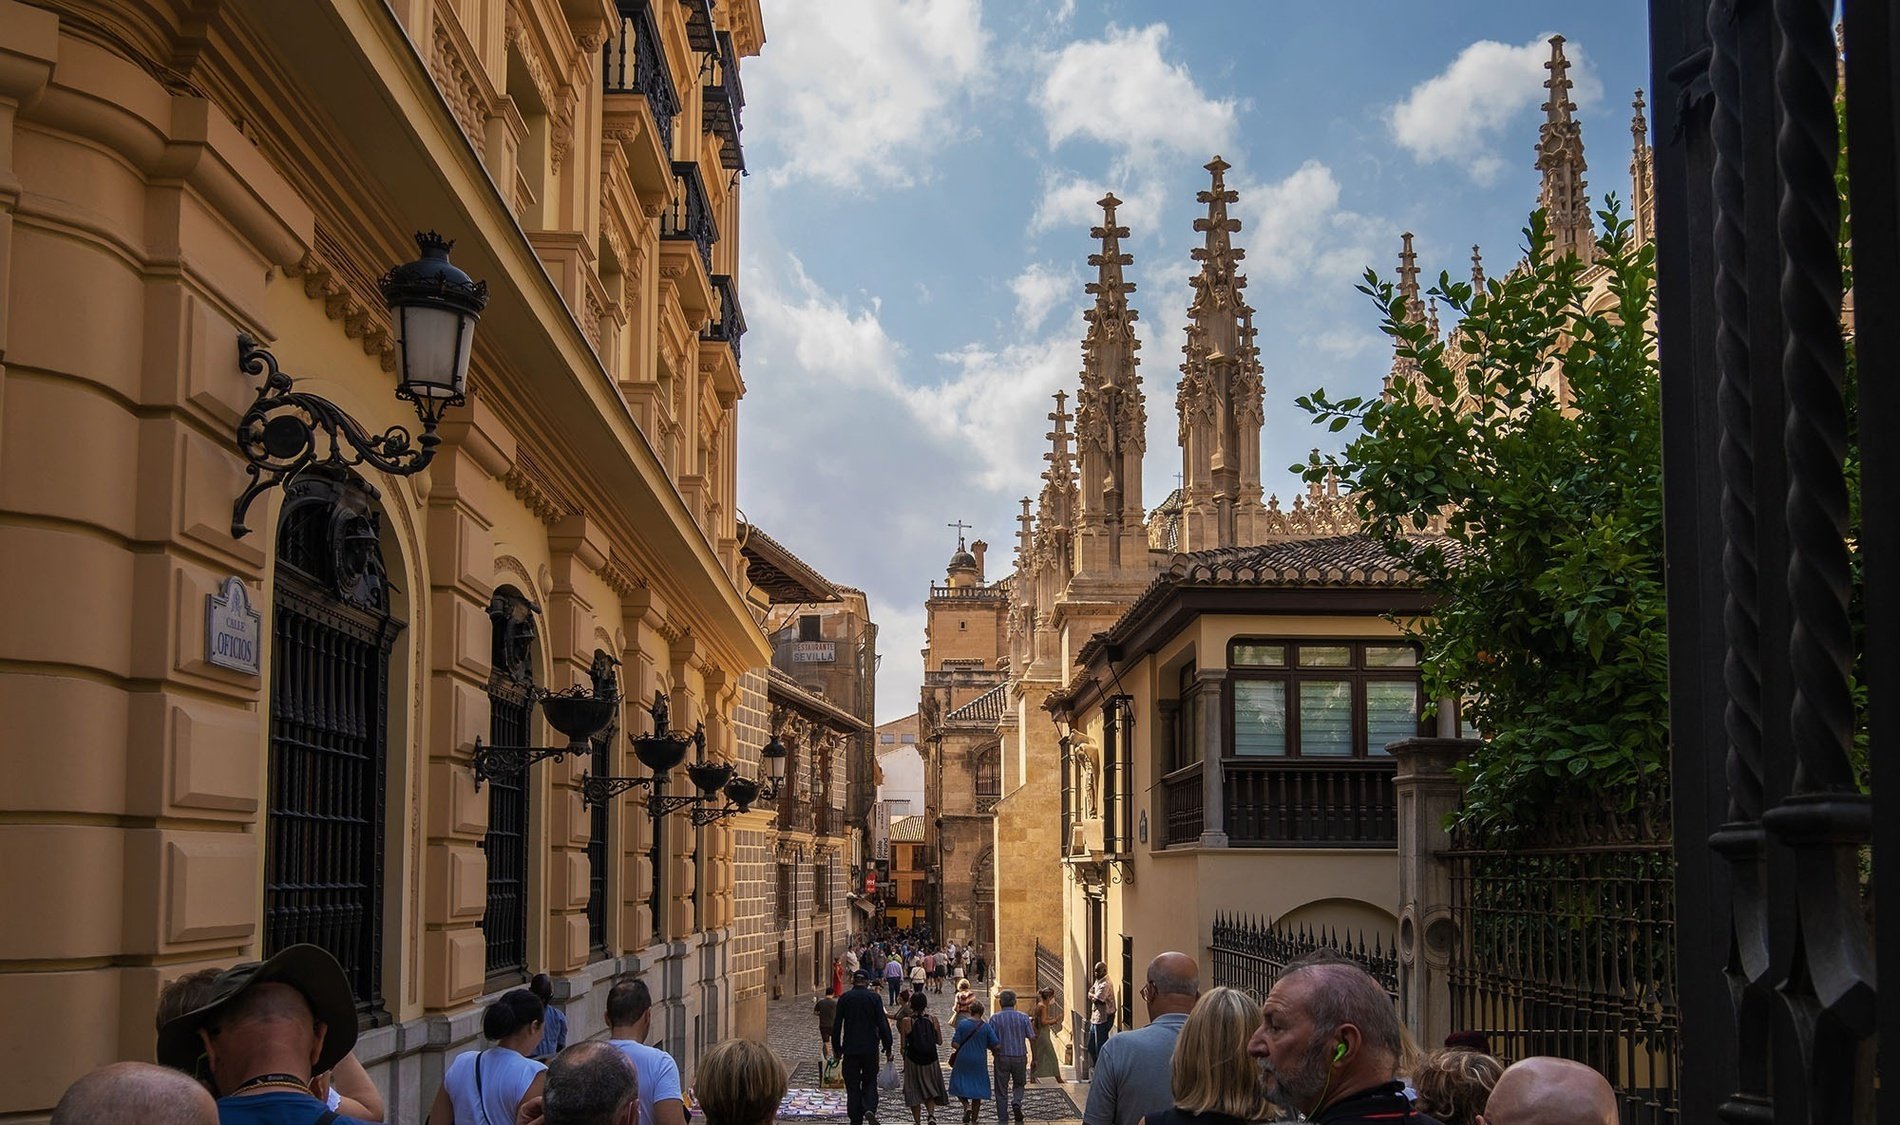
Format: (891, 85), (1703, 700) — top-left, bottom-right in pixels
(602, 1), (679, 156)
(1162, 762), (1205, 845)
(975, 792), (999, 813)
(703, 30), (745, 171)
(702, 274), (746, 361)
(929, 584), (1008, 600)
(660, 160), (718, 272)
(1222, 758), (1397, 848)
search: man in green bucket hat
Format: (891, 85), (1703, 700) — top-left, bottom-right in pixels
(156, 944), (372, 1124)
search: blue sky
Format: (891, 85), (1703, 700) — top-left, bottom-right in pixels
(732, 0), (1652, 722)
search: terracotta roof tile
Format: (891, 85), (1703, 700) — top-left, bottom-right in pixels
(945, 682), (1008, 725)
(889, 815), (926, 842)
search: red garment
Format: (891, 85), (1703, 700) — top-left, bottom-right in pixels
(833, 960), (845, 997)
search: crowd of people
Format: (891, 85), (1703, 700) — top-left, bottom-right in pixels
(831, 927), (988, 1006)
(48, 937), (1622, 1125)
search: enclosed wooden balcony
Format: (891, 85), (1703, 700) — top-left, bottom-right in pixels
(1163, 758), (1398, 848)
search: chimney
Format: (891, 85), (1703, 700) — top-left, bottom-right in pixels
(971, 539), (987, 581)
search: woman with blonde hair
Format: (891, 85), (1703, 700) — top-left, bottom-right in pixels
(1412, 1048), (1503, 1125)
(1136, 987), (1277, 1125)
(695, 1039), (788, 1125)
(953, 978), (975, 1017)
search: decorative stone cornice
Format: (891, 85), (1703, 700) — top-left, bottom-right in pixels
(430, 4), (490, 156)
(503, 449), (579, 525)
(284, 225), (397, 372)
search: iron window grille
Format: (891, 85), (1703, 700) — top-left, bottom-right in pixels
(265, 472), (400, 1025)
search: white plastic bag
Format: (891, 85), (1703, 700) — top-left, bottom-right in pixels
(878, 1057), (901, 1090)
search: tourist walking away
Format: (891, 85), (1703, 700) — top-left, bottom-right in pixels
(428, 989), (548, 1125)
(817, 986), (841, 1060)
(694, 1039), (789, 1125)
(1029, 987), (1063, 1084)
(947, 999), (993, 1125)
(1082, 953), (1198, 1125)
(835, 958), (848, 999)
(156, 943), (379, 1125)
(1473, 1057), (1616, 1125)
(538, 1043), (637, 1125)
(886, 956), (906, 1005)
(604, 978), (687, 1125)
(985, 991), (1035, 1125)
(954, 978), (976, 1018)
(1134, 987), (1276, 1125)
(911, 959), (928, 995)
(1412, 1048), (1502, 1125)
(53, 1062), (219, 1125)
(897, 993), (949, 1125)
(1247, 954), (1443, 1123)
(1084, 962), (1116, 1064)
(532, 974), (569, 1060)
(834, 969), (896, 1125)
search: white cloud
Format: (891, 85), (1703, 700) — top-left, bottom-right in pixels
(1233, 160), (1380, 288)
(920, 333), (1079, 489)
(746, 0), (988, 190)
(1388, 34), (1602, 184)
(752, 258), (909, 395)
(1027, 170), (1164, 237)
(1009, 262), (1079, 332)
(1037, 24), (1239, 169)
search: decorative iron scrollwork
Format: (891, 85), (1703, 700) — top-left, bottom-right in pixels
(231, 335), (452, 539)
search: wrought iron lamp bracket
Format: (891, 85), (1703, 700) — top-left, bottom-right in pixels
(690, 802), (745, 827)
(231, 335), (453, 538)
(579, 771), (659, 809)
(472, 737), (571, 791)
(649, 791), (712, 819)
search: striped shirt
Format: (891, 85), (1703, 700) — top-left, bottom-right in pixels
(988, 1007), (1035, 1059)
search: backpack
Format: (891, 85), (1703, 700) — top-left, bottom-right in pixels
(904, 1013), (939, 1063)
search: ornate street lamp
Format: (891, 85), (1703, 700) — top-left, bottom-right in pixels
(580, 700), (790, 827)
(230, 232), (488, 538)
(469, 675), (619, 790)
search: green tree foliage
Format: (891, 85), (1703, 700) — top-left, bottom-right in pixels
(1296, 206), (1665, 831)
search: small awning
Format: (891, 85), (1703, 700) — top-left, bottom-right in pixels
(849, 895), (879, 916)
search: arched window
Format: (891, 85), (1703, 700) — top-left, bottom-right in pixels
(974, 745), (1000, 811)
(266, 468), (402, 1022)
(483, 586), (540, 983)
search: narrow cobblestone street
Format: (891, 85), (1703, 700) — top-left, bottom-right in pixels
(755, 991), (1086, 1125)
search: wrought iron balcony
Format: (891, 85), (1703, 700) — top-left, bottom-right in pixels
(602, 0), (680, 156)
(660, 160), (718, 272)
(680, 0), (716, 53)
(703, 30), (745, 171)
(702, 274), (746, 361)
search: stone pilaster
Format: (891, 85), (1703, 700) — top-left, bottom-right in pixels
(1391, 738), (1479, 1047)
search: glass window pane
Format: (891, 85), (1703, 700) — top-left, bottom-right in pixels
(1232, 680), (1287, 756)
(1299, 645), (1352, 667)
(1231, 642), (1286, 667)
(1364, 644), (1419, 668)
(1367, 681), (1422, 752)
(1298, 681), (1354, 756)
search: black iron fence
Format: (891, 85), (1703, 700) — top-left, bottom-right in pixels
(1441, 806), (1677, 1123)
(1208, 913), (1397, 1003)
(1035, 938), (1063, 999)
(601, 1), (678, 155)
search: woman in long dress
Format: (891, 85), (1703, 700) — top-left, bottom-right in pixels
(1030, 987), (1063, 1083)
(897, 992), (948, 1125)
(946, 998), (993, 1125)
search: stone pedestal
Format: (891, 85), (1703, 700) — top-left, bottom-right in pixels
(1390, 737), (1480, 1048)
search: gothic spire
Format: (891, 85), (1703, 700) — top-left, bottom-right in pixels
(1074, 194), (1147, 572)
(1470, 244), (1485, 291)
(1397, 232), (1424, 323)
(1177, 157), (1267, 553)
(1536, 35), (1595, 263)
(1630, 89), (1655, 244)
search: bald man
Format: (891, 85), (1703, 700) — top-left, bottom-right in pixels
(54, 1062), (219, 1125)
(1474, 1057), (1617, 1125)
(1082, 952), (1200, 1125)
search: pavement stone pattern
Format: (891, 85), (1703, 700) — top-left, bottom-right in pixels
(762, 991), (1082, 1124)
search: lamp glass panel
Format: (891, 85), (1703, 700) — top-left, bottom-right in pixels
(399, 304), (469, 397)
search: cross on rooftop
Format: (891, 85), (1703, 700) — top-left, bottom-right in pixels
(947, 519), (972, 550)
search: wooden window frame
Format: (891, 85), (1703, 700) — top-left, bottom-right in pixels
(1224, 639), (1427, 760)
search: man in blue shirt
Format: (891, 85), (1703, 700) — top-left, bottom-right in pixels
(155, 944), (375, 1124)
(833, 969), (895, 1125)
(986, 991), (1035, 1125)
(1083, 953), (1199, 1125)
(532, 973), (569, 1059)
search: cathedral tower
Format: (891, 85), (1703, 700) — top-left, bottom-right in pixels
(1176, 157), (1268, 551)
(1535, 35), (1595, 263)
(1073, 194), (1149, 577)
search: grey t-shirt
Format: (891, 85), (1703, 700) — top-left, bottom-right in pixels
(1081, 1012), (1189, 1125)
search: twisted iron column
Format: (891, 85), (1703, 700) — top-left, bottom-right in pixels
(1767, 0), (1876, 1116)
(1704, 3), (1774, 1121)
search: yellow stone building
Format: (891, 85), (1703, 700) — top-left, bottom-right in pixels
(0, 0), (774, 1117)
